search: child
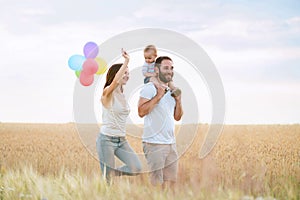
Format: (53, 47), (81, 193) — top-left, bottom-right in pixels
(142, 45), (181, 97)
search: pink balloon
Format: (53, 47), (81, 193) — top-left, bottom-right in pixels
(82, 58), (98, 75)
(79, 71), (94, 86)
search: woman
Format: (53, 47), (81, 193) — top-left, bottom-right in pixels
(96, 49), (141, 183)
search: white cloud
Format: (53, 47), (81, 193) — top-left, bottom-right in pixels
(286, 16), (300, 24)
(188, 16), (300, 48)
(225, 82), (300, 124)
(21, 7), (55, 16)
(204, 46), (300, 69)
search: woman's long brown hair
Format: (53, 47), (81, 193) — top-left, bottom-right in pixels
(103, 63), (122, 89)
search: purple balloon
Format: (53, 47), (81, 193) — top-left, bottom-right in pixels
(83, 42), (99, 58)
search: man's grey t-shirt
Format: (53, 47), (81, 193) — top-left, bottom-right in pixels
(140, 83), (176, 144)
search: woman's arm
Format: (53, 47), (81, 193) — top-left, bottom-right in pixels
(101, 49), (129, 107)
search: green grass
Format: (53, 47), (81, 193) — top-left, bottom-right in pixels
(0, 166), (298, 200)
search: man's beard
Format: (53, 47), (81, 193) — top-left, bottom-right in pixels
(158, 69), (173, 83)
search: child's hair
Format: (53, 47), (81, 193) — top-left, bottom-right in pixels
(144, 45), (157, 56)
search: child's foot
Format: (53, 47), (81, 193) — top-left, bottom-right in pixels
(171, 88), (181, 97)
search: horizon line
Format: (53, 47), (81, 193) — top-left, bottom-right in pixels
(1, 122), (299, 126)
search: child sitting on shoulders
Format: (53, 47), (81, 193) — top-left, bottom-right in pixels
(142, 45), (181, 97)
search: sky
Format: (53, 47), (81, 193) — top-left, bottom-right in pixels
(0, 0), (299, 124)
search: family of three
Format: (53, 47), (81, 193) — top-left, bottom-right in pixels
(96, 45), (183, 188)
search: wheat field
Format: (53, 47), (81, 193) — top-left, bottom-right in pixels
(0, 123), (299, 199)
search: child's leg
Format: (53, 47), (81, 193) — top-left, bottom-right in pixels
(171, 88), (181, 97)
(168, 81), (181, 97)
(150, 76), (160, 88)
(168, 81), (176, 91)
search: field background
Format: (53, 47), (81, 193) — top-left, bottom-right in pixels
(0, 123), (299, 199)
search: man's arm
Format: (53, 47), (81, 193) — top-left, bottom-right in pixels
(173, 95), (183, 121)
(138, 86), (165, 118)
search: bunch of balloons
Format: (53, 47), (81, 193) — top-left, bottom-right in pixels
(68, 42), (107, 86)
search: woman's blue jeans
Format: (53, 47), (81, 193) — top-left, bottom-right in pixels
(96, 133), (142, 182)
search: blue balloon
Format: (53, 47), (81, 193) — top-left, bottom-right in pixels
(68, 55), (86, 71)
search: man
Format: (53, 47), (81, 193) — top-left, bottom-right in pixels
(138, 56), (183, 188)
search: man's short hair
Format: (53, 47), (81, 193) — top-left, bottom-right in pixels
(155, 56), (172, 68)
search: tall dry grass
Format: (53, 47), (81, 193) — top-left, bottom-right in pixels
(0, 123), (299, 199)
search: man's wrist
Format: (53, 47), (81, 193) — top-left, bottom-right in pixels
(175, 98), (182, 104)
(154, 93), (163, 102)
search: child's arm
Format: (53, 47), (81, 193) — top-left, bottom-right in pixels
(142, 64), (156, 77)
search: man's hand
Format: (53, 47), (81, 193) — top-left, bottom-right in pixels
(173, 90), (183, 121)
(156, 85), (167, 99)
(138, 85), (167, 118)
